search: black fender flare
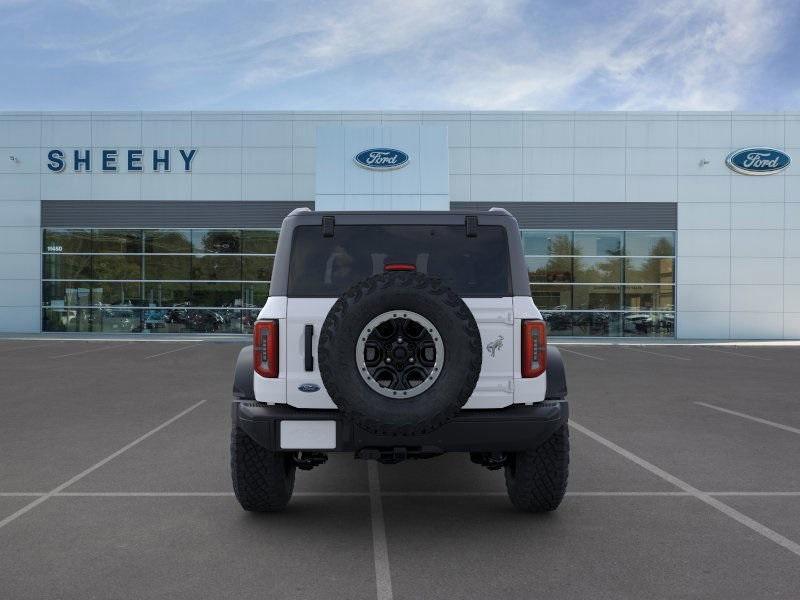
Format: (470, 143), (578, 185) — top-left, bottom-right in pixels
(545, 346), (567, 400)
(233, 345), (255, 400)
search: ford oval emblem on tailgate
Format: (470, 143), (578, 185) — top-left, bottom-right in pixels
(298, 383), (320, 393)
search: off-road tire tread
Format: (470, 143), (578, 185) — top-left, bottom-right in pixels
(230, 427), (295, 512)
(318, 272), (482, 436)
(505, 424), (570, 512)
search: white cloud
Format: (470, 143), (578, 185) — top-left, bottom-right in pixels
(229, 0), (792, 110)
(2, 0), (794, 109)
(611, 1), (782, 109)
(417, 0), (786, 110)
(236, 0), (519, 90)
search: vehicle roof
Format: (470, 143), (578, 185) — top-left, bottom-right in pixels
(268, 207), (531, 297)
(282, 208), (519, 228)
(294, 210), (504, 216)
(287, 208), (513, 218)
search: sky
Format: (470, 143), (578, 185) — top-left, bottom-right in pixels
(1, 0), (798, 111)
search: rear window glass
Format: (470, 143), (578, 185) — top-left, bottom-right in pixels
(287, 225), (511, 297)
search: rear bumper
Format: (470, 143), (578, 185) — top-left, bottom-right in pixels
(233, 400), (568, 453)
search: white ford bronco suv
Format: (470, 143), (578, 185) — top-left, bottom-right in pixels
(231, 208), (569, 512)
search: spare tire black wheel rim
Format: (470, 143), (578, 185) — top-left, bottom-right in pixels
(356, 310), (445, 399)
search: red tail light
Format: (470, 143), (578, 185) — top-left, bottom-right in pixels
(521, 320), (547, 378)
(253, 320), (279, 378)
(384, 263), (416, 271)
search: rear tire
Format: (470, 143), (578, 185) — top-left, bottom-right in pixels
(230, 427), (296, 512)
(505, 424), (569, 512)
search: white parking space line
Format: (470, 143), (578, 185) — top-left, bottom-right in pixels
(4, 490), (800, 498)
(143, 344), (203, 360)
(55, 492), (237, 497)
(380, 491), (690, 497)
(696, 402), (800, 436)
(556, 347), (605, 361)
(566, 491), (690, 497)
(52, 491), (368, 497)
(571, 420), (800, 558)
(368, 462), (393, 600)
(709, 492), (800, 497)
(695, 347), (771, 361)
(0, 399), (206, 531)
(49, 342), (134, 359)
(381, 491), (507, 497)
(623, 346), (691, 361)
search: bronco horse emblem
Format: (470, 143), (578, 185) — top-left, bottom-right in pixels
(486, 335), (504, 357)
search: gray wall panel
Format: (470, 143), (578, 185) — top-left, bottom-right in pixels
(42, 201), (313, 228)
(0, 307), (39, 333)
(451, 201), (677, 230)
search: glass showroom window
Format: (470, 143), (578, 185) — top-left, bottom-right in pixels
(41, 228), (277, 334)
(523, 230), (675, 338)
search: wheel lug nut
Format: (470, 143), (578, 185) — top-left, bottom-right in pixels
(397, 337), (403, 343)
(409, 357), (414, 363)
(385, 358), (392, 363)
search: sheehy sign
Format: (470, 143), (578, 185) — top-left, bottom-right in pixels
(46, 148), (197, 172)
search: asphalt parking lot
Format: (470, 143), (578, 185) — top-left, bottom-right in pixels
(1, 338), (799, 599)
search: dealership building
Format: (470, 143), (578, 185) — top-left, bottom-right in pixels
(0, 110), (798, 339)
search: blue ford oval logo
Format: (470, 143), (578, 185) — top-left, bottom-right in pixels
(726, 147), (790, 175)
(354, 148), (409, 170)
(297, 383), (320, 393)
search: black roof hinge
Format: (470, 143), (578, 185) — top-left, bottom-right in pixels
(322, 215), (335, 237)
(465, 215), (478, 237)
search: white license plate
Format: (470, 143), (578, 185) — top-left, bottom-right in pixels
(279, 420), (336, 449)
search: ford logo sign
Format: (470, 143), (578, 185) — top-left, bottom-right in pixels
(354, 148), (409, 170)
(726, 147), (790, 175)
(297, 383), (320, 393)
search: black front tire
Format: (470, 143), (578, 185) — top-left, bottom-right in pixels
(505, 424), (570, 512)
(230, 427), (296, 512)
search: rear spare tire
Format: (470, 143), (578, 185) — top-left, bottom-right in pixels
(318, 272), (482, 436)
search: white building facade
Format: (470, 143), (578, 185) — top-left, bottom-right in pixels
(0, 111), (798, 339)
